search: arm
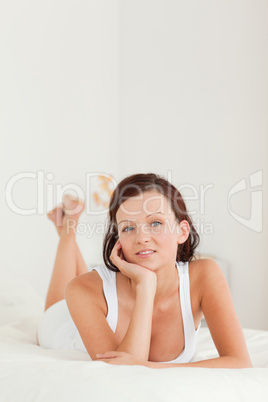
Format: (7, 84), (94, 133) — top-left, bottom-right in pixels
(110, 239), (157, 360)
(65, 241), (157, 361)
(97, 259), (252, 369)
(146, 357), (251, 369)
(148, 259), (252, 369)
(115, 282), (155, 360)
(65, 274), (119, 360)
(199, 259), (252, 367)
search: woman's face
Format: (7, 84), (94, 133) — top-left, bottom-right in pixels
(115, 190), (189, 271)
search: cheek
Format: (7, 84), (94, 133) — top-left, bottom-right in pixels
(159, 230), (178, 248)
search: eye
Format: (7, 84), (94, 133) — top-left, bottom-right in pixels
(151, 221), (162, 227)
(122, 226), (134, 233)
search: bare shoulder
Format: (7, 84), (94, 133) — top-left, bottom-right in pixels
(189, 258), (223, 281)
(188, 258), (225, 299)
(189, 258), (232, 315)
(67, 270), (102, 291)
(65, 270), (107, 315)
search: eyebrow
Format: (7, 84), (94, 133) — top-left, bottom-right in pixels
(118, 212), (165, 226)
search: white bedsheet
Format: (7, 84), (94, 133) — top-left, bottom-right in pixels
(0, 269), (268, 402)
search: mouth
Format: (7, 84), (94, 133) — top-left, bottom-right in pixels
(136, 249), (156, 257)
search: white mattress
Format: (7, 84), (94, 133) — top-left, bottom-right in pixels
(0, 268), (268, 402)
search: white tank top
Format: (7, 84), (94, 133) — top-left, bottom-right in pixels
(90, 261), (201, 364)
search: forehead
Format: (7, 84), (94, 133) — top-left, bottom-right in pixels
(116, 190), (173, 221)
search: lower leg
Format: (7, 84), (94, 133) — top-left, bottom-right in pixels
(48, 207), (88, 277)
(45, 197), (87, 311)
(45, 227), (77, 311)
(75, 244), (88, 276)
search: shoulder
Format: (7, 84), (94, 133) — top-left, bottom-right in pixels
(65, 270), (108, 316)
(66, 270), (102, 291)
(189, 258), (231, 311)
(188, 258), (223, 281)
(188, 258), (226, 299)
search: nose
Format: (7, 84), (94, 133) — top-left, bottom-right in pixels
(135, 223), (151, 243)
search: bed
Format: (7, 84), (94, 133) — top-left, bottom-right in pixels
(1, 267), (268, 402)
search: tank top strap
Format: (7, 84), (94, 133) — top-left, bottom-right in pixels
(91, 265), (118, 333)
(176, 261), (199, 349)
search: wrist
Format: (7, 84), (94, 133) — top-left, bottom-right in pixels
(136, 281), (156, 297)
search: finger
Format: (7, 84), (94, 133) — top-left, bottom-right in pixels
(117, 239), (123, 249)
(110, 249), (120, 264)
(113, 239), (120, 247)
(111, 251), (127, 268)
(110, 240), (120, 256)
(96, 351), (122, 358)
(110, 243), (124, 263)
(97, 357), (115, 361)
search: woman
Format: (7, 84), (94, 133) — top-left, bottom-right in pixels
(37, 173), (252, 368)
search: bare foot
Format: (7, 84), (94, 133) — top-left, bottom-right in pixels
(62, 195), (85, 233)
(47, 195), (85, 236)
(47, 204), (64, 236)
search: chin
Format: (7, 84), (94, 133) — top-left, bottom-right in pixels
(126, 255), (159, 271)
(136, 260), (158, 271)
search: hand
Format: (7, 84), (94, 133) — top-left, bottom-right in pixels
(110, 240), (157, 290)
(96, 351), (149, 367)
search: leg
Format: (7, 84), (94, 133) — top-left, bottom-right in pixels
(45, 196), (87, 311)
(75, 243), (89, 276)
(45, 228), (76, 311)
(48, 197), (88, 275)
(48, 205), (88, 277)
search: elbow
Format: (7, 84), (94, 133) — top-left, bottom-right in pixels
(239, 353), (253, 368)
(242, 359), (253, 369)
(231, 356), (253, 369)
(219, 353), (253, 368)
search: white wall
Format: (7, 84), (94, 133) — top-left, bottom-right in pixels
(0, 0), (120, 299)
(118, 0), (268, 330)
(1, 1), (267, 330)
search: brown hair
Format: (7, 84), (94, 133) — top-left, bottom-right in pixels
(103, 173), (200, 272)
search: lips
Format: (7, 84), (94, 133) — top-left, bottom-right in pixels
(136, 249), (156, 255)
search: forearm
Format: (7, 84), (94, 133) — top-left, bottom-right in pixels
(146, 356), (252, 369)
(116, 285), (155, 360)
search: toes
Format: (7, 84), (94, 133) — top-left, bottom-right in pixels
(63, 195), (85, 216)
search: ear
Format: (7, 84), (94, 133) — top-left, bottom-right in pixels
(177, 220), (190, 244)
